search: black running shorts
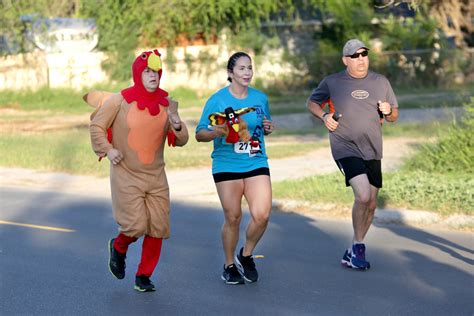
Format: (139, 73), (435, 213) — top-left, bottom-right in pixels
(335, 157), (382, 188)
(213, 167), (270, 183)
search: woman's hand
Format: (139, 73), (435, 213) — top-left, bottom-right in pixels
(263, 116), (274, 135)
(195, 124), (228, 142)
(211, 124), (227, 138)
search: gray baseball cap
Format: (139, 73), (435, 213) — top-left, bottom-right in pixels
(343, 39), (369, 56)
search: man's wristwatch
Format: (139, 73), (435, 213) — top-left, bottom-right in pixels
(322, 112), (329, 120)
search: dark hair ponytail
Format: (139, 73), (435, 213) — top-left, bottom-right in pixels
(227, 52), (251, 82)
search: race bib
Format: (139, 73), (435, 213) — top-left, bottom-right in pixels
(234, 141), (260, 157)
(234, 141), (250, 154)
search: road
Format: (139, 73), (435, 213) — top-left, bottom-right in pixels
(1, 187), (473, 315)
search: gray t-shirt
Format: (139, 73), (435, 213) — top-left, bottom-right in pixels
(309, 70), (398, 160)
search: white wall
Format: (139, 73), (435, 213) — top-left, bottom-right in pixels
(0, 45), (295, 91)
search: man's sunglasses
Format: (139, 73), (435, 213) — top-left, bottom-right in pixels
(346, 50), (369, 59)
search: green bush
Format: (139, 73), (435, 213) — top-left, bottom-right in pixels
(381, 171), (473, 215)
(403, 98), (474, 174)
(273, 99), (474, 215)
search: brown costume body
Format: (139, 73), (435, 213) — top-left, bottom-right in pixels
(88, 92), (188, 239)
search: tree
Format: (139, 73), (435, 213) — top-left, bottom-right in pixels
(75, 0), (295, 79)
(77, 0), (294, 48)
(0, 0), (82, 54)
(375, 0), (473, 48)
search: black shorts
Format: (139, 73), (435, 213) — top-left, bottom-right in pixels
(213, 167), (270, 183)
(335, 157), (382, 188)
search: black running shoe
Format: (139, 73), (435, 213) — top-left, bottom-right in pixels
(108, 238), (126, 279)
(134, 275), (156, 292)
(235, 247), (258, 282)
(221, 264), (244, 285)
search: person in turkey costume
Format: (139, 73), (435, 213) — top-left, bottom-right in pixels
(86, 49), (189, 292)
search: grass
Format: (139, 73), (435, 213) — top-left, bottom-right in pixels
(0, 87), (90, 114)
(0, 85), (208, 114)
(380, 121), (452, 137)
(266, 140), (326, 158)
(380, 171), (472, 215)
(0, 129), (110, 177)
(274, 120), (453, 139)
(402, 119), (473, 174)
(397, 92), (471, 109)
(167, 87), (209, 109)
(394, 83), (474, 96)
(269, 95), (469, 116)
(1, 84), (471, 117)
(268, 84), (473, 115)
(273, 100), (474, 216)
(272, 171), (473, 216)
(1, 86), (471, 217)
(0, 127), (323, 175)
(0, 128), (210, 175)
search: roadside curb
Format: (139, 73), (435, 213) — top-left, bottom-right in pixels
(2, 167), (472, 232)
(272, 199), (474, 231)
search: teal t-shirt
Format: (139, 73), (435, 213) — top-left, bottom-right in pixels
(196, 86), (271, 174)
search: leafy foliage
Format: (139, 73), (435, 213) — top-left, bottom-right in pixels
(1, 1), (470, 88)
(381, 171), (473, 215)
(272, 99), (474, 216)
(2, 0), (294, 78)
(403, 98), (474, 174)
(0, 0), (81, 54)
(76, 0), (295, 79)
(380, 15), (438, 51)
(290, 0), (374, 85)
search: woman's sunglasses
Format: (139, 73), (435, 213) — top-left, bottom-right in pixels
(346, 50), (369, 59)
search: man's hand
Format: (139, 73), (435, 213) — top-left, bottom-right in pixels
(378, 100), (392, 116)
(167, 99), (182, 131)
(307, 100), (339, 132)
(323, 113), (340, 132)
(107, 148), (123, 165)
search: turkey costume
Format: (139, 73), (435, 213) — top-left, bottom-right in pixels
(85, 49), (188, 291)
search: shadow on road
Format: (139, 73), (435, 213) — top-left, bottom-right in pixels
(375, 223), (474, 266)
(1, 188), (473, 315)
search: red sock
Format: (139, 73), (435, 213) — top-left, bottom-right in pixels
(136, 236), (163, 277)
(113, 233), (138, 254)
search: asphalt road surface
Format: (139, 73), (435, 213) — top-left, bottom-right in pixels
(1, 187), (473, 315)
